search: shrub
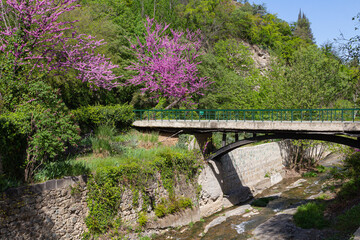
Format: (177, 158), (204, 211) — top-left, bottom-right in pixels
(293, 202), (329, 229)
(344, 152), (360, 180)
(137, 212), (148, 227)
(72, 104), (134, 134)
(302, 171), (318, 178)
(316, 165), (327, 173)
(336, 204), (360, 233)
(337, 179), (360, 199)
(154, 197), (193, 218)
(154, 203), (167, 218)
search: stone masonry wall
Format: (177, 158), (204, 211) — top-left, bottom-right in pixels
(0, 142), (289, 239)
(198, 142), (285, 217)
(0, 176), (88, 240)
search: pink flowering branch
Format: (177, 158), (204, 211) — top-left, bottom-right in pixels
(125, 18), (212, 108)
(0, 0), (119, 89)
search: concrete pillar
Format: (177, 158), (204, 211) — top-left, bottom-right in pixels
(222, 133), (227, 147)
(194, 133), (214, 155)
(235, 133), (239, 142)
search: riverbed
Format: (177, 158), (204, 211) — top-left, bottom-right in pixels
(154, 156), (342, 240)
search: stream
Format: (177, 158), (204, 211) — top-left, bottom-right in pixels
(154, 155), (341, 240)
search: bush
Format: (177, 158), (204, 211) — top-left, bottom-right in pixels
(302, 171), (318, 178)
(336, 204), (360, 233)
(337, 179), (360, 199)
(154, 203), (167, 218)
(72, 104), (134, 134)
(293, 202), (329, 229)
(137, 212), (148, 227)
(344, 152), (360, 180)
(154, 197), (193, 218)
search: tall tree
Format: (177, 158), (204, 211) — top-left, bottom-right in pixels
(293, 9), (314, 44)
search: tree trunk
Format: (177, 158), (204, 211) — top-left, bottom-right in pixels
(153, 0), (156, 18)
(164, 98), (182, 110)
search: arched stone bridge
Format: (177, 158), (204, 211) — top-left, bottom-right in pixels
(132, 108), (360, 160)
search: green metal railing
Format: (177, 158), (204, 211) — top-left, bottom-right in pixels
(133, 108), (360, 122)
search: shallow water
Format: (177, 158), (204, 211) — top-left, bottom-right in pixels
(154, 172), (330, 240)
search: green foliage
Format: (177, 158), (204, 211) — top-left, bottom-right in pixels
(336, 204), (360, 233)
(316, 165), (327, 173)
(294, 202), (329, 229)
(344, 152), (360, 180)
(84, 148), (201, 235)
(33, 161), (90, 182)
(0, 175), (22, 192)
(152, 149), (201, 195)
(154, 197), (193, 218)
(293, 10), (314, 44)
(176, 134), (191, 149)
(90, 125), (120, 157)
(302, 172), (318, 178)
(0, 80), (80, 182)
(337, 179), (360, 199)
(251, 196), (276, 207)
(154, 203), (167, 218)
(72, 104), (134, 133)
(279, 45), (352, 109)
(214, 39), (254, 74)
(137, 212), (148, 227)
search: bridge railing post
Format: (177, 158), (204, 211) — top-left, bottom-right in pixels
(353, 109), (355, 122)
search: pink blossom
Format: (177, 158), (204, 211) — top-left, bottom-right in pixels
(125, 18), (212, 105)
(0, 0), (119, 89)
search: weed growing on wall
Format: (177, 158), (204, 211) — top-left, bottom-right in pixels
(84, 148), (202, 237)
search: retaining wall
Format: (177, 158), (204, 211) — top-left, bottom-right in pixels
(0, 141), (287, 238)
(198, 142), (285, 217)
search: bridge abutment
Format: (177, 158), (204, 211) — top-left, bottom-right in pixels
(194, 133), (214, 155)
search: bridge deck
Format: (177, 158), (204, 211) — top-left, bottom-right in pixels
(133, 120), (360, 134)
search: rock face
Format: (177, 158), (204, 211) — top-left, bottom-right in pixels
(0, 176), (88, 240)
(250, 209), (324, 240)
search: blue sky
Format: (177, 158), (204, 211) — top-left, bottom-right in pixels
(250, 0), (360, 46)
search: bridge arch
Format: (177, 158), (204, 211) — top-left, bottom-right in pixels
(207, 133), (360, 161)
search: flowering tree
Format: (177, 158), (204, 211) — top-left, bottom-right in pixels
(0, 0), (119, 90)
(0, 0), (120, 182)
(126, 18), (211, 109)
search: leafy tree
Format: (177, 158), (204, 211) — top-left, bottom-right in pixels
(179, 0), (235, 46)
(125, 18), (212, 109)
(0, 0), (121, 182)
(279, 45), (351, 108)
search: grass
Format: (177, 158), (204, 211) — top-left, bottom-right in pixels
(74, 145), (191, 173)
(31, 129), (190, 182)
